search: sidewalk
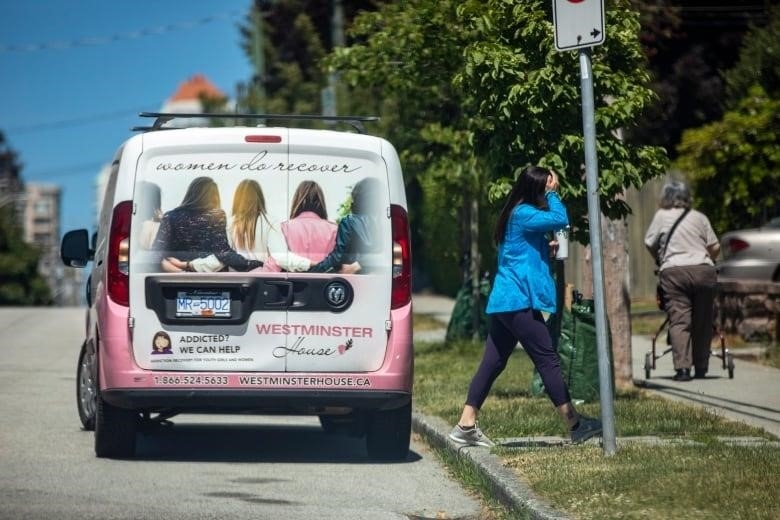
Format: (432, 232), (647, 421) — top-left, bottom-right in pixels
(410, 293), (780, 518)
(631, 332), (780, 438)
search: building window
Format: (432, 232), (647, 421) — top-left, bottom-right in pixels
(35, 200), (50, 216)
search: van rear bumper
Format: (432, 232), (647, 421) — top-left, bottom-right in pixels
(102, 388), (411, 413)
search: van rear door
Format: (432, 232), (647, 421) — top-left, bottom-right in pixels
(128, 128), (292, 372)
(276, 131), (393, 373)
(128, 128), (392, 375)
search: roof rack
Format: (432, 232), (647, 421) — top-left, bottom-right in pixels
(132, 112), (380, 134)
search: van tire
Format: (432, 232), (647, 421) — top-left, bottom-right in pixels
(94, 391), (137, 458)
(76, 341), (97, 431)
(365, 401), (411, 461)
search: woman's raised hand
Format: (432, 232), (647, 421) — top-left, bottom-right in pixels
(546, 170), (560, 193)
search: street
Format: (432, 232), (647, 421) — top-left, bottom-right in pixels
(0, 307), (481, 520)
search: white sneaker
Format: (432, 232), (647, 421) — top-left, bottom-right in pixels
(448, 424), (494, 447)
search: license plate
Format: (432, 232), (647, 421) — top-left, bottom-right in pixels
(176, 291), (231, 318)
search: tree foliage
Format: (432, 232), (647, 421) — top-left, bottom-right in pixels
(724, 5), (780, 105)
(676, 6), (780, 233)
(238, 0), (377, 118)
(234, 0), (669, 293)
(0, 132), (52, 306)
(329, 0), (668, 245)
(626, 1), (769, 158)
(676, 91), (779, 233)
(0, 203), (53, 306)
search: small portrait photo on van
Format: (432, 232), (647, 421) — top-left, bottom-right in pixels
(151, 331), (173, 355)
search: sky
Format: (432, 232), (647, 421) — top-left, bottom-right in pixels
(1, 0), (255, 235)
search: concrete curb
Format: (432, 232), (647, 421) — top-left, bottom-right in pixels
(412, 412), (780, 519)
(412, 412), (571, 520)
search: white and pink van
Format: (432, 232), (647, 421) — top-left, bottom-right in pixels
(61, 113), (413, 460)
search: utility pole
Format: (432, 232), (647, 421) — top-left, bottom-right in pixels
(251, 6), (266, 113)
(323, 0), (344, 117)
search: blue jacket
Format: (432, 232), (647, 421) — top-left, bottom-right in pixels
(486, 192), (568, 314)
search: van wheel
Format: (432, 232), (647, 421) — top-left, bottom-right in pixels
(76, 341), (97, 431)
(365, 402), (411, 461)
(94, 391), (138, 458)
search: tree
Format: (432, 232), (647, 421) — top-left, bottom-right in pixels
(626, 1), (770, 159)
(676, 7), (780, 232)
(329, 0), (668, 384)
(0, 207), (52, 305)
(676, 87), (779, 232)
(0, 133), (52, 306)
(237, 0), (377, 118)
(724, 5), (780, 105)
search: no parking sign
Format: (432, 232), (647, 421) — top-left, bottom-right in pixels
(552, 0), (605, 51)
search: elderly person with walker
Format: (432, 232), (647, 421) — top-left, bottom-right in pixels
(644, 180), (720, 381)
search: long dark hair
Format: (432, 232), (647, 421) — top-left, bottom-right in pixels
(493, 165), (550, 245)
(180, 176), (220, 211)
(290, 180), (328, 219)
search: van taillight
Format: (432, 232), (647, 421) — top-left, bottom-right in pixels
(108, 201), (132, 306)
(391, 204), (411, 309)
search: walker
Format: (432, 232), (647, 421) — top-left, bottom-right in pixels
(643, 305), (735, 380)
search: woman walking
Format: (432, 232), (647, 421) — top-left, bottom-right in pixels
(449, 166), (602, 447)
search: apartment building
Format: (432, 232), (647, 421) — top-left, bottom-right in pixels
(21, 183), (82, 305)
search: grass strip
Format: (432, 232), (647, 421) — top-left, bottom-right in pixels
(414, 338), (779, 519)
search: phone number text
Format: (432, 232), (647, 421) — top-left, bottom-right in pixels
(153, 375), (229, 386)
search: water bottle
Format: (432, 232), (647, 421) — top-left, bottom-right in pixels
(555, 226), (570, 260)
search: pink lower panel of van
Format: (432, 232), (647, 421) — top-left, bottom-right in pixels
(98, 300), (413, 393)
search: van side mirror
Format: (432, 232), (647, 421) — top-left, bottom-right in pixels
(61, 229), (94, 268)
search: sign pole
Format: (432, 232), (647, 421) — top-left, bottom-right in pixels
(578, 47), (617, 456)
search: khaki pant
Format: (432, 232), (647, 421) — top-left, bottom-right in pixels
(660, 265), (717, 371)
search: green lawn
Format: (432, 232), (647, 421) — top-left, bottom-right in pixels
(413, 337), (779, 520)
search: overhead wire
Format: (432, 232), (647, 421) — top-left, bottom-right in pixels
(25, 162), (108, 180)
(0, 10), (244, 54)
(6, 107), (158, 134)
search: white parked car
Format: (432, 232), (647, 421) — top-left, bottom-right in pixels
(717, 216), (780, 281)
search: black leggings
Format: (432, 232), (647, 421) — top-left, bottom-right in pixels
(466, 309), (571, 408)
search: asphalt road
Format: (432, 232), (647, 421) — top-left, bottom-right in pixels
(0, 307), (482, 520)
